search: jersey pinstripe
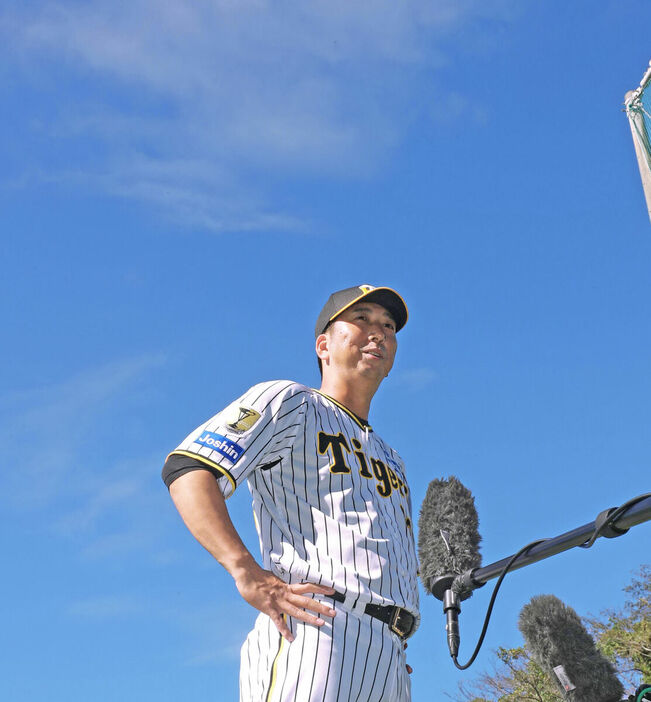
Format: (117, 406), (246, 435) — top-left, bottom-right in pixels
(241, 609), (412, 702)
(169, 380), (419, 619)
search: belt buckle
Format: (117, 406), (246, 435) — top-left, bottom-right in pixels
(389, 606), (412, 639)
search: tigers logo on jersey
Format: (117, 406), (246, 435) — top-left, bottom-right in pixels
(225, 405), (261, 434)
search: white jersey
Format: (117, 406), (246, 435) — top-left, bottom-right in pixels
(170, 380), (419, 618)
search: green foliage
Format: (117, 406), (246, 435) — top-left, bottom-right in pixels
(588, 565), (651, 684)
(451, 646), (564, 702)
(449, 565), (649, 702)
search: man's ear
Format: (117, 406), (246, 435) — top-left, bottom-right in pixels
(315, 333), (329, 363)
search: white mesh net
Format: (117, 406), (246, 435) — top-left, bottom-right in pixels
(625, 61), (651, 222)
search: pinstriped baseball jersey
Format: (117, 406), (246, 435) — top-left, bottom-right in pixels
(169, 379), (420, 620)
(241, 607), (412, 702)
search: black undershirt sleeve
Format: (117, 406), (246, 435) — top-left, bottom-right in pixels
(161, 453), (224, 488)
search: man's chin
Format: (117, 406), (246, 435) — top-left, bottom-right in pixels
(356, 362), (389, 382)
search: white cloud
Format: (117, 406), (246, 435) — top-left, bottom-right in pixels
(55, 468), (146, 535)
(66, 593), (253, 662)
(67, 594), (141, 619)
(396, 366), (439, 389)
(2, 0), (522, 230)
(0, 354), (165, 509)
(80, 528), (155, 559)
(0, 355), (183, 567)
(98, 155), (306, 233)
(170, 600), (256, 666)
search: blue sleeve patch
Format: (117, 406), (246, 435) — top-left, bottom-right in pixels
(195, 431), (244, 464)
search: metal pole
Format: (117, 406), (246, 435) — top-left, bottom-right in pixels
(468, 495), (651, 587)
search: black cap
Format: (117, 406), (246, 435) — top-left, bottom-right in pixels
(315, 285), (408, 338)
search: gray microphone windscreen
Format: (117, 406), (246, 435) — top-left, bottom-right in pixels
(418, 476), (482, 595)
(518, 594), (624, 702)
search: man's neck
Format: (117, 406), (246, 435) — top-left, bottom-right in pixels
(318, 375), (380, 421)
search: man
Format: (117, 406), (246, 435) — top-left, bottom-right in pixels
(162, 285), (419, 702)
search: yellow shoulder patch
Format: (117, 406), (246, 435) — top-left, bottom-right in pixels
(224, 405), (261, 434)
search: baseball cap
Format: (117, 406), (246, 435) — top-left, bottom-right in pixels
(315, 285), (408, 338)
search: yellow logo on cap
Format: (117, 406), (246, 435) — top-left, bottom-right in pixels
(359, 285), (375, 294)
(225, 406), (261, 434)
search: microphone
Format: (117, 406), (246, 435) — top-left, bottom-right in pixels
(518, 594), (624, 702)
(417, 481), (650, 670)
(418, 476), (483, 657)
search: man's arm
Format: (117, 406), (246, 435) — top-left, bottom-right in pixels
(168, 470), (336, 641)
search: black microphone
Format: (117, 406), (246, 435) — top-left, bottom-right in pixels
(518, 594), (624, 702)
(418, 476), (482, 657)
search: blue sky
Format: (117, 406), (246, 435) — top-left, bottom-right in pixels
(2, 1), (650, 700)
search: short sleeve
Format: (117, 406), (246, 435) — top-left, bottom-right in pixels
(167, 380), (308, 498)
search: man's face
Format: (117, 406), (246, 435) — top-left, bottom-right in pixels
(318, 301), (398, 382)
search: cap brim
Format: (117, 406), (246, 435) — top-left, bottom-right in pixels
(328, 287), (408, 332)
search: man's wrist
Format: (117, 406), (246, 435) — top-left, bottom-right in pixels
(226, 553), (262, 584)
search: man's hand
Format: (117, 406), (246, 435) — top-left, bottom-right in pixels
(168, 471), (336, 641)
(234, 564), (336, 641)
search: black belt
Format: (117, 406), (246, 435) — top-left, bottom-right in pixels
(330, 591), (416, 640)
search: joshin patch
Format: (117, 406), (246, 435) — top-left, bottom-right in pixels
(224, 405), (261, 434)
(195, 431), (244, 464)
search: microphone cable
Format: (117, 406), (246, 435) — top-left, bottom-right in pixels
(452, 538), (546, 670)
(452, 491), (650, 670)
(580, 492), (651, 550)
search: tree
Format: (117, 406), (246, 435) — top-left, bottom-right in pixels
(448, 565), (650, 702)
(451, 647), (564, 702)
(588, 565), (651, 689)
